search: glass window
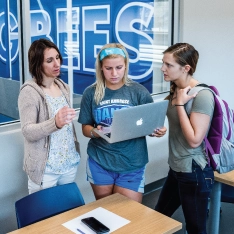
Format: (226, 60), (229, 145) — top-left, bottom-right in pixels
(0, 0), (173, 125)
(0, 0), (20, 125)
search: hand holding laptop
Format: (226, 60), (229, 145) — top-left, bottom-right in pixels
(149, 126), (167, 137)
(97, 126), (111, 134)
(94, 100), (168, 143)
(94, 122), (112, 135)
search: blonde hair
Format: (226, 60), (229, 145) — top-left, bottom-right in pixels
(93, 43), (132, 104)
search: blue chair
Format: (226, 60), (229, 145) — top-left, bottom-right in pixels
(15, 182), (85, 228)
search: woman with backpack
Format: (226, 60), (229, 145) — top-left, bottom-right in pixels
(155, 43), (214, 234)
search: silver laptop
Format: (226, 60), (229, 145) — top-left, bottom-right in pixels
(94, 100), (168, 143)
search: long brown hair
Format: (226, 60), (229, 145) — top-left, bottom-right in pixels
(28, 38), (63, 86)
(164, 43), (199, 99)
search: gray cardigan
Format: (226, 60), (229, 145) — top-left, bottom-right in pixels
(18, 78), (79, 185)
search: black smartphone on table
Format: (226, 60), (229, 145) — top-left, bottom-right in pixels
(81, 217), (110, 234)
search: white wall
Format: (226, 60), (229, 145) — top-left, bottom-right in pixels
(180, 0), (234, 109)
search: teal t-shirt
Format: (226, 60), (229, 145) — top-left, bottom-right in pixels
(78, 81), (153, 173)
(167, 89), (214, 172)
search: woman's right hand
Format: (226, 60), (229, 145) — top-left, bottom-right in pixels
(55, 106), (76, 129)
(176, 86), (197, 105)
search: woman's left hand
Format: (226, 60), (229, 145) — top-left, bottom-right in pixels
(55, 106), (76, 128)
(149, 126), (167, 137)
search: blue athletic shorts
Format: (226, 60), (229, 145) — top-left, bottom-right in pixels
(86, 157), (145, 193)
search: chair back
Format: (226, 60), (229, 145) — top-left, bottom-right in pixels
(15, 182), (85, 228)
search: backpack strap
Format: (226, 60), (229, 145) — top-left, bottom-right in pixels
(223, 100), (232, 140)
(196, 83), (209, 88)
(185, 85), (211, 115)
(185, 83), (218, 115)
(184, 84), (214, 168)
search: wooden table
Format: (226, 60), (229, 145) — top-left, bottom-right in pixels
(8, 193), (182, 234)
(208, 170), (234, 234)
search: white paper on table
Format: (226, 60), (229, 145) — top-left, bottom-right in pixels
(62, 207), (130, 234)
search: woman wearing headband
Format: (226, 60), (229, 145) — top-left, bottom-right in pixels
(78, 43), (166, 202)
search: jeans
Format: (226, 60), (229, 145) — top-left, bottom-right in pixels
(155, 160), (214, 234)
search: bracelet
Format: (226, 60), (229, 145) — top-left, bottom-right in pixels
(175, 104), (184, 106)
(90, 127), (97, 138)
